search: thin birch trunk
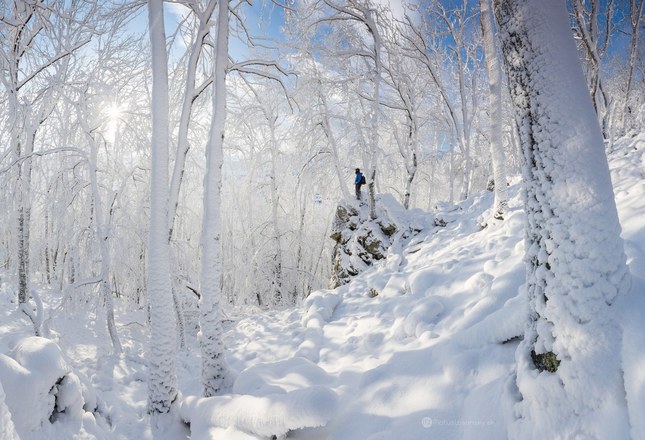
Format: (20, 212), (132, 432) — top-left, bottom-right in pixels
(199, 0), (229, 397)
(480, 0), (508, 219)
(147, 0), (178, 415)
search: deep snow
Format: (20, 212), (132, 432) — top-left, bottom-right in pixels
(0, 134), (643, 439)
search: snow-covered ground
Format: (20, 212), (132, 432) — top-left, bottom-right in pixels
(1, 134), (643, 439)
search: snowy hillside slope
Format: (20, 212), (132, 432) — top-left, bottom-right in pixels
(216, 188), (527, 439)
(0, 134), (643, 439)
(200, 134), (645, 439)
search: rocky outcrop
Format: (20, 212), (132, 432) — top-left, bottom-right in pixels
(328, 198), (399, 289)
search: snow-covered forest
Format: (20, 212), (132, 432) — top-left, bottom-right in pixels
(1, 0), (644, 438)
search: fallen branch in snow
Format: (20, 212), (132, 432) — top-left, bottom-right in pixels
(20, 289), (44, 337)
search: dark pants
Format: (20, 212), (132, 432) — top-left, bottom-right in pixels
(355, 183), (362, 200)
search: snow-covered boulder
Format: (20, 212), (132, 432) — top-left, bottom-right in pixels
(0, 336), (101, 438)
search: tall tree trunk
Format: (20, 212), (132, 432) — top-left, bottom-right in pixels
(480, 0), (508, 219)
(147, 0), (178, 415)
(167, 0), (217, 241)
(86, 126), (122, 354)
(457, 57), (472, 201)
(494, 0), (630, 436)
(268, 121), (283, 305)
(199, 0), (228, 398)
(620, 0), (643, 135)
(17, 122), (38, 334)
(44, 213), (51, 285)
(366, 8), (380, 221)
(403, 150), (417, 210)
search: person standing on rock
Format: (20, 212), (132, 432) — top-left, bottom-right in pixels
(355, 168), (365, 200)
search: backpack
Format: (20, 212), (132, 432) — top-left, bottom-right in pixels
(360, 175), (366, 185)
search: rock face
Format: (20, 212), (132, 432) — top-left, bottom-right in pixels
(328, 198), (398, 289)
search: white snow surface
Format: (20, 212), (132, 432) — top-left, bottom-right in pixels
(0, 134), (643, 439)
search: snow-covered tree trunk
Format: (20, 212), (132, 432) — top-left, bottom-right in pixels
(16, 156), (32, 308)
(620, 0), (643, 135)
(480, 0), (508, 219)
(456, 55), (473, 201)
(403, 148), (417, 210)
(268, 119), (284, 304)
(80, 113), (123, 354)
(199, 0), (229, 397)
(166, 1), (216, 353)
(366, 7), (381, 221)
(494, 0), (631, 436)
(147, 0), (178, 415)
(167, 0), (217, 240)
(17, 120), (39, 334)
(88, 136), (122, 354)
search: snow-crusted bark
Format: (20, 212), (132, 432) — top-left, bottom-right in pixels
(480, 0), (508, 220)
(147, 0), (178, 414)
(199, 0), (228, 397)
(494, 0), (631, 437)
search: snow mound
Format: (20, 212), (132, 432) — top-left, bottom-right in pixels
(393, 298), (444, 338)
(456, 292), (528, 347)
(0, 380), (19, 440)
(302, 290), (340, 329)
(0, 336), (102, 439)
(182, 357), (337, 438)
(233, 357), (333, 395)
(181, 386), (337, 438)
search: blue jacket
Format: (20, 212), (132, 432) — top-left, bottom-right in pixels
(355, 172), (363, 185)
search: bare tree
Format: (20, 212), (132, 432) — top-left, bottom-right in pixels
(401, 1), (480, 202)
(570, 0), (617, 139)
(0, 0), (96, 330)
(620, 0), (644, 135)
(303, 0), (385, 218)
